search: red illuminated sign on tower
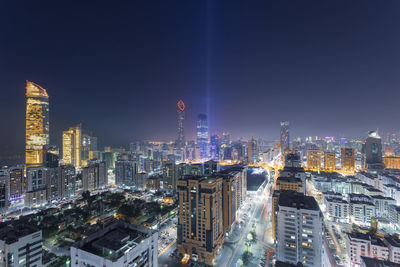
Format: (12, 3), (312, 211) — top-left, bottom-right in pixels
(177, 100), (185, 111)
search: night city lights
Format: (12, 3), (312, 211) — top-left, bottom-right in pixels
(1, 1), (400, 267)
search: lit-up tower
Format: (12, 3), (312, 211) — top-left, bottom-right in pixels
(280, 121), (290, 153)
(62, 124), (82, 168)
(25, 81), (50, 167)
(197, 114), (209, 161)
(176, 100), (185, 148)
(248, 138), (258, 164)
(341, 147), (355, 172)
(365, 131), (385, 173)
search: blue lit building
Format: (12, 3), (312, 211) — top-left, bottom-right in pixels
(197, 114), (209, 161)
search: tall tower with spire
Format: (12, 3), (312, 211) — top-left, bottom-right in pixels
(176, 100), (185, 148)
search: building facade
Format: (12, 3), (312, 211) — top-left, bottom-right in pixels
(197, 114), (209, 161)
(280, 121), (290, 154)
(276, 191), (324, 267)
(71, 221), (158, 267)
(82, 161), (107, 191)
(306, 149), (322, 170)
(177, 176), (224, 265)
(25, 81), (49, 168)
(0, 224), (42, 267)
(62, 124), (82, 168)
(341, 147), (356, 172)
(324, 152), (336, 171)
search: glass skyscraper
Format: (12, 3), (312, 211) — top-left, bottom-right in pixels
(197, 114), (209, 161)
(280, 121), (290, 153)
(25, 81), (49, 167)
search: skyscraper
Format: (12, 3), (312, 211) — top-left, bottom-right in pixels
(62, 124), (82, 168)
(25, 81), (49, 167)
(176, 100), (185, 148)
(341, 147), (355, 172)
(247, 138), (258, 164)
(280, 121), (290, 154)
(197, 114), (209, 161)
(365, 131), (385, 173)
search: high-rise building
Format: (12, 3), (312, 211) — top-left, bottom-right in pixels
(82, 161), (107, 191)
(276, 191), (324, 267)
(176, 100), (185, 148)
(341, 147), (355, 172)
(177, 176), (224, 265)
(0, 175), (8, 212)
(220, 174), (237, 234)
(71, 221), (158, 267)
(365, 131), (385, 173)
(247, 138), (258, 164)
(280, 121), (290, 154)
(306, 149), (322, 170)
(162, 161), (177, 193)
(115, 156), (138, 187)
(210, 134), (221, 160)
(203, 160), (220, 176)
(272, 176), (305, 241)
(82, 132), (97, 165)
(324, 152), (336, 171)
(25, 167), (48, 207)
(8, 166), (24, 201)
(58, 165), (76, 199)
(197, 114), (209, 161)
(62, 124), (82, 168)
(0, 223), (42, 267)
(25, 81), (50, 167)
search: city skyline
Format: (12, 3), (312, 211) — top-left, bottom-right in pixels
(2, 1), (400, 151)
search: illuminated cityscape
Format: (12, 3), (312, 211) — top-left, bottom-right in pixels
(2, 1), (400, 267)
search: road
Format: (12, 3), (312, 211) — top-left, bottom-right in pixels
(224, 179), (275, 267)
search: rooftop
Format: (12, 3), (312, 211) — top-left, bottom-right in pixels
(360, 256), (400, 267)
(0, 223), (40, 245)
(348, 232), (386, 247)
(75, 221), (156, 262)
(384, 235), (400, 248)
(277, 176), (302, 183)
(278, 191), (320, 211)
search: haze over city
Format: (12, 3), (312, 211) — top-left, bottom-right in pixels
(2, 0), (400, 151)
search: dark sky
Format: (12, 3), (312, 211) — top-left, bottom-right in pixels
(1, 0), (400, 151)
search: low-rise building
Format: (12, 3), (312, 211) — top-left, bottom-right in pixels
(371, 195), (396, 219)
(346, 232), (389, 265)
(0, 223), (42, 267)
(145, 177), (161, 191)
(70, 221), (158, 267)
(324, 197), (349, 223)
(349, 194), (375, 225)
(384, 235), (400, 264)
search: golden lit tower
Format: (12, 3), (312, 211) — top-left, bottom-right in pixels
(306, 149), (322, 170)
(62, 124), (82, 168)
(324, 152), (336, 171)
(25, 81), (49, 167)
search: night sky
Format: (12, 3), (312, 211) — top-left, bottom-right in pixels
(1, 0), (400, 151)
